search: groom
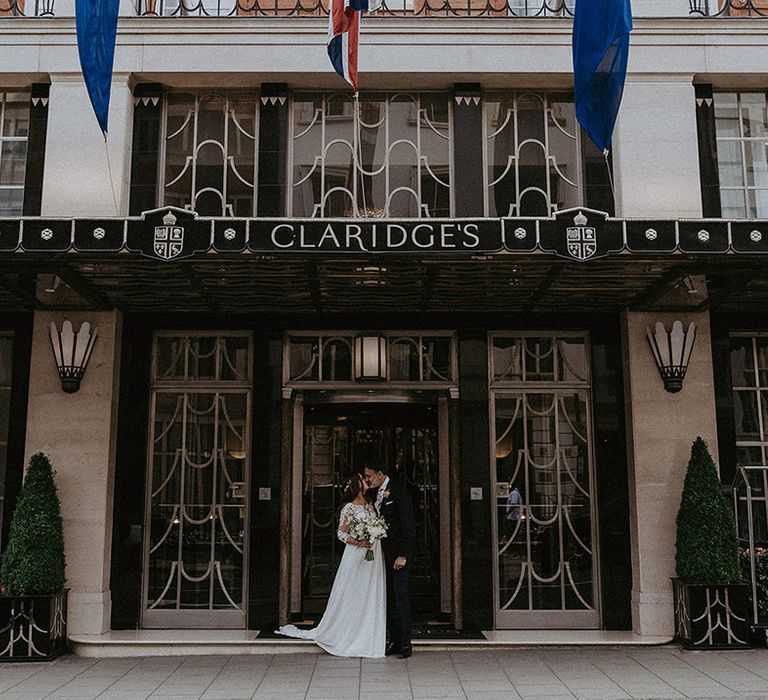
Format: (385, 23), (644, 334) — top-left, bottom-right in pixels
(364, 464), (415, 659)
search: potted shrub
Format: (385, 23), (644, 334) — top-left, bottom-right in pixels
(0, 453), (68, 660)
(673, 438), (750, 649)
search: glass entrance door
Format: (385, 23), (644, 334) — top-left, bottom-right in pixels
(490, 334), (600, 628)
(142, 334), (252, 628)
(298, 402), (443, 617)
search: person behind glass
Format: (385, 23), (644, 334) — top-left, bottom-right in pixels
(363, 464), (415, 659)
(505, 481), (523, 539)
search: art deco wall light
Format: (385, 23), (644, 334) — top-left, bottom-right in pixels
(646, 320), (697, 393)
(49, 320), (98, 393)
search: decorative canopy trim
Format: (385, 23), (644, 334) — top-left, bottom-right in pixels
(1, 207), (766, 263)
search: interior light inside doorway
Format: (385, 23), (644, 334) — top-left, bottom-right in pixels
(354, 335), (387, 381)
(495, 432), (514, 459)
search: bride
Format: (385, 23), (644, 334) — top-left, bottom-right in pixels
(276, 473), (386, 658)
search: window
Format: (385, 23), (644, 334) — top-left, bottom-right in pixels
(714, 92), (768, 219)
(730, 334), (768, 466)
(0, 334), (13, 550)
(484, 92), (604, 218)
(162, 92), (258, 217)
(291, 92), (451, 218)
(285, 332), (456, 386)
(0, 92), (29, 217)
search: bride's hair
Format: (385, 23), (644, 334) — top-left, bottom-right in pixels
(340, 472), (366, 508)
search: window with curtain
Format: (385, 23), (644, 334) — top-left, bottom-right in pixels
(714, 92), (768, 219)
(0, 92), (30, 217)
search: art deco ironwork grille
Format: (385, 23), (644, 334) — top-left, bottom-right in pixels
(291, 92), (452, 218)
(484, 93), (583, 218)
(162, 92), (258, 217)
(142, 333), (252, 628)
(284, 332), (456, 388)
(489, 333), (599, 628)
(133, 0), (574, 16)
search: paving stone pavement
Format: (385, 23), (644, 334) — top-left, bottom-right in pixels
(1, 648), (768, 700)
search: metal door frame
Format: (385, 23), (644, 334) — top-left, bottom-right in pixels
(289, 390), (453, 616)
(488, 332), (601, 629)
(141, 332), (253, 629)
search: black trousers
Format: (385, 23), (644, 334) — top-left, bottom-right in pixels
(384, 554), (412, 649)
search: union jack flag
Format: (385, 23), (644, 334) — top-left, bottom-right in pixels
(327, 0), (381, 94)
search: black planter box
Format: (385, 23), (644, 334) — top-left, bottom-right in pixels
(672, 578), (751, 649)
(0, 591), (68, 661)
(750, 624), (768, 648)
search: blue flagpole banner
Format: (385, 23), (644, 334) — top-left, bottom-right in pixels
(573, 0), (632, 155)
(75, 0), (120, 137)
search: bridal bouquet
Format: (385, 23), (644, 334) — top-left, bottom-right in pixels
(349, 515), (388, 561)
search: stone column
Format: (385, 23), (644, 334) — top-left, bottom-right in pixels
(24, 310), (122, 635)
(613, 74), (702, 218)
(622, 310), (719, 636)
(41, 73), (133, 217)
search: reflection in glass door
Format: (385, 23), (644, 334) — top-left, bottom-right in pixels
(490, 334), (599, 628)
(142, 334), (252, 628)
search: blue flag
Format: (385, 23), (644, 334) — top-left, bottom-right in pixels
(75, 0), (119, 137)
(573, 0), (632, 154)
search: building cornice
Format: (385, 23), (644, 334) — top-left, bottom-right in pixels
(2, 17), (767, 81)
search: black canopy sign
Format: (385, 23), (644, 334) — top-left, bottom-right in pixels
(2, 207), (767, 262)
(248, 219), (505, 254)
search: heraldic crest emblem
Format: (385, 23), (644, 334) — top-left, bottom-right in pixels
(154, 211), (184, 260)
(566, 211), (597, 261)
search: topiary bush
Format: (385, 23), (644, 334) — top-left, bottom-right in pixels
(675, 437), (741, 585)
(0, 453), (65, 596)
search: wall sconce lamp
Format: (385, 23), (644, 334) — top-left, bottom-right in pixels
(646, 320), (696, 393)
(354, 335), (387, 381)
(49, 320), (98, 393)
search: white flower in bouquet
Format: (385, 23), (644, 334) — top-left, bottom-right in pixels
(361, 515), (388, 561)
(348, 518), (368, 543)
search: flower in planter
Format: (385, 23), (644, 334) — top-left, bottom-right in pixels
(740, 547), (768, 621)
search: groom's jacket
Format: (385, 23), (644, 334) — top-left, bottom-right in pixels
(376, 479), (415, 561)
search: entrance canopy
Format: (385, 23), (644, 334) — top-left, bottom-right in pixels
(1, 207), (766, 313)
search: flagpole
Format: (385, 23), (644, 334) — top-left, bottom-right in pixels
(104, 139), (120, 215)
(355, 92), (369, 217)
(603, 148), (617, 213)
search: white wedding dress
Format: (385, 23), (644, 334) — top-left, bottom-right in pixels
(276, 502), (386, 658)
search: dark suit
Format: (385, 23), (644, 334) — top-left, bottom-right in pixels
(376, 478), (415, 650)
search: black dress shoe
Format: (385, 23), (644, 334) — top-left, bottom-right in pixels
(385, 642), (401, 656)
(399, 645), (412, 659)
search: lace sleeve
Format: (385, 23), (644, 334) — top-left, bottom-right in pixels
(337, 504), (353, 544)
